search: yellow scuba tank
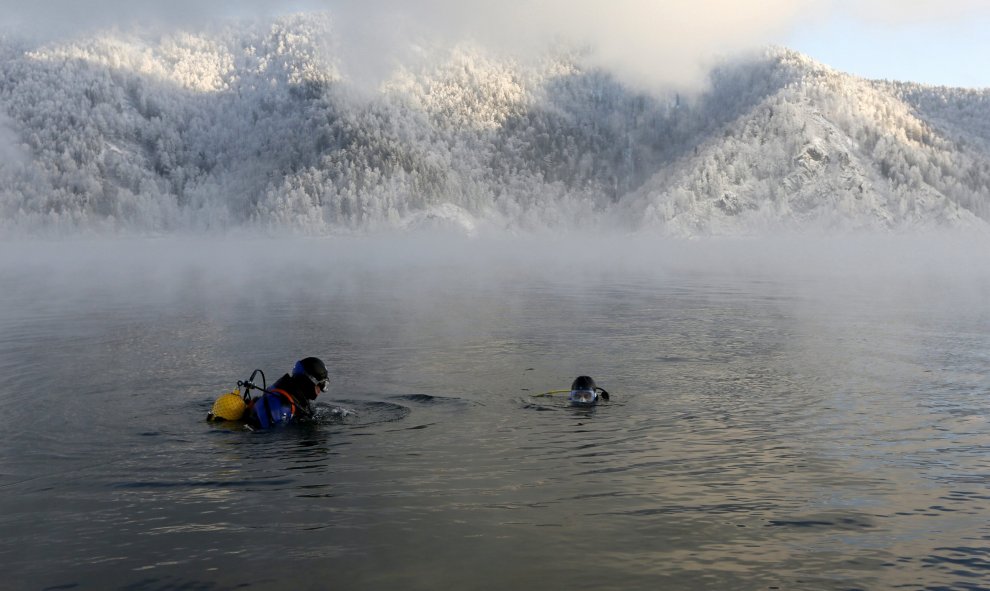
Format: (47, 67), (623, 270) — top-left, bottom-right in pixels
(207, 388), (248, 422)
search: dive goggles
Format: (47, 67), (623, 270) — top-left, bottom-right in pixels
(306, 373), (330, 392)
(568, 389), (598, 405)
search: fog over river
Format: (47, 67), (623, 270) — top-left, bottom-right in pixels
(1, 233), (990, 590)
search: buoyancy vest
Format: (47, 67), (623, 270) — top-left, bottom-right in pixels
(247, 388), (300, 429)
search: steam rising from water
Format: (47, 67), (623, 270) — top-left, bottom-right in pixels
(3, 233), (990, 305)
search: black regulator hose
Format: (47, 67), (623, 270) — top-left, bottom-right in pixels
(237, 369), (267, 402)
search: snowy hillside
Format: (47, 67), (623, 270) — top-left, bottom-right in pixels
(0, 13), (988, 236)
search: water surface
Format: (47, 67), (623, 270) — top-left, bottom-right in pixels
(2, 236), (990, 591)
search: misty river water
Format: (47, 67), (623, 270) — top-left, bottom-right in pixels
(2, 234), (990, 591)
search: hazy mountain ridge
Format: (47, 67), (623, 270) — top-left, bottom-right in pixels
(628, 53), (990, 235)
(0, 14), (987, 235)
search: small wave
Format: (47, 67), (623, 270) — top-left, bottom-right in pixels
(314, 405), (358, 422)
(924, 546), (990, 573)
(389, 393), (476, 406)
(114, 479), (293, 490)
(766, 513), (876, 530)
(331, 400), (411, 426)
(392, 393), (442, 404)
(519, 395), (622, 412)
(521, 401), (558, 412)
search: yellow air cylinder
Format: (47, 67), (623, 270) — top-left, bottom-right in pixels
(208, 390), (247, 422)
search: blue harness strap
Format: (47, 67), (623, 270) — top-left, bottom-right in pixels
(249, 388), (298, 429)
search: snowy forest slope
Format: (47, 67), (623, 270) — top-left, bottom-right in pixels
(0, 13), (988, 235)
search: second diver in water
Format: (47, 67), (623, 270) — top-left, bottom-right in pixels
(567, 375), (610, 406)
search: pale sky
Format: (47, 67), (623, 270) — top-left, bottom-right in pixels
(1, 1), (987, 90)
(785, 10), (990, 88)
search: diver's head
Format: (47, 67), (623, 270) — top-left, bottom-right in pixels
(292, 357), (329, 400)
(571, 376), (596, 391)
(569, 375), (598, 406)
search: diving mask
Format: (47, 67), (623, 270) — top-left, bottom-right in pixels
(568, 389), (598, 405)
(305, 373), (329, 392)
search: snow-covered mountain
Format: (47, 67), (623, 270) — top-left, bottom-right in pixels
(0, 13), (988, 236)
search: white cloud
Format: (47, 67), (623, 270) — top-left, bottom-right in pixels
(327, 0), (819, 92)
(0, 1), (321, 36)
(2, 0), (988, 91)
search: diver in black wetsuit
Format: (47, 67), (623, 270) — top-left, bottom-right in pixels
(568, 375), (610, 406)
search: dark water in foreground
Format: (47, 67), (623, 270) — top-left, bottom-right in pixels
(2, 236), (990, 591)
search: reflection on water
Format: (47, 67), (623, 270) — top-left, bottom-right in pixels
(1, 237), (990, 590)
